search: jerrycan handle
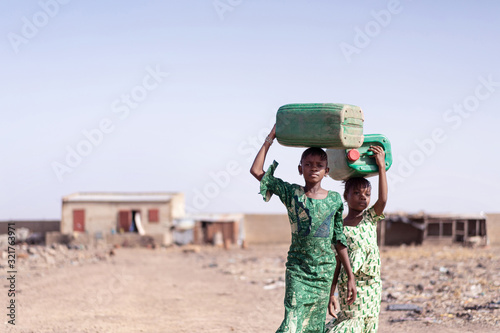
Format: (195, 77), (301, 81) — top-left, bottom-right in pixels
(363, 144), (385, 157)
(345, 134), (393, 175)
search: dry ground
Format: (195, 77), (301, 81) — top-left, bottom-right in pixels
(3, 243), (499, 332)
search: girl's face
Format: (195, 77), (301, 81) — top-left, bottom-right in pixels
(299, 155), (329, 183)
(345, 186), (371, 211)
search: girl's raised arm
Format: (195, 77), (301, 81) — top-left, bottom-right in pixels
(250, 124), (276, 181)
(370, 145), (387, 216)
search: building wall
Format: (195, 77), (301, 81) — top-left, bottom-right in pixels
(61, 201), (173, 236)
(0, 221), (60, 234)
(243, 214), (290, 244)
(237, 212), (500, 246)
(486, 213), (500, 245)
(170, 193), (185, 220)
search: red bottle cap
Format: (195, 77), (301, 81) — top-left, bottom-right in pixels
(347, 149), (360, 161)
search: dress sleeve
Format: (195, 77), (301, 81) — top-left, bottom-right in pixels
(331, 192), (347, 247)
(365, 206), (385, 225)
(259, 160), (291, 205)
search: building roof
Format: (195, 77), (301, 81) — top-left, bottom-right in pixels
(62, 192), (180, 203)
(385, 211), (486, 220)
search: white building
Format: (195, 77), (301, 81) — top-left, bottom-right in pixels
(61, 192), (185, 245)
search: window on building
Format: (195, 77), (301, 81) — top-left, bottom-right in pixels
(427, 223), (440, 236)
(468, 220), (478, 236)
(442, 223), (453, 236)
(148, 209), (159, 223)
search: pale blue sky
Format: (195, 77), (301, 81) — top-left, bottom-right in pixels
(1, 0), (499, 219)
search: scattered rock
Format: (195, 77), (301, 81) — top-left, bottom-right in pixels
(182, 245), (201, 253)
(12, 243), (112, 270)
(380, 245), (499, 326)
(387, 304), (423, 313)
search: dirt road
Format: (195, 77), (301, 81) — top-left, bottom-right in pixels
(4, 244), (499, 332)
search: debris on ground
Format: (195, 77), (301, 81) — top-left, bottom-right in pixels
(386, 304), (423, 313)
(184, 244), (500, 328)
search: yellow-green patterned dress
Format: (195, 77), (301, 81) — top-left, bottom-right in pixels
(325, 207), (385, 333)
(260, 161), (346, 333)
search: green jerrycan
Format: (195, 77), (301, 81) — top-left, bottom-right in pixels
(275, 103), (364, 149)
(326, 134), (392, 180)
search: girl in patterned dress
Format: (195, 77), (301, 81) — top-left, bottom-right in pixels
(325, 145), (388, 333)
(250, 124), (357, 333)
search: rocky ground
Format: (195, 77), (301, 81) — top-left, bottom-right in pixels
(2, 242), (499, 332)
(187, 243), (500, 330)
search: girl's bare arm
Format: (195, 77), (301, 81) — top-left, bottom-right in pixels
(334, 242), (356, 305)
(370, 145), (387, 216)
(250, 124), (276, 181)
(328, 256), (342, 317)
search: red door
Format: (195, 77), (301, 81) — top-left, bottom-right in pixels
(118, 210), (132, 232)
(73, 209), (85, 232)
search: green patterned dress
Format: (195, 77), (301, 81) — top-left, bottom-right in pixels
(325, 207), (385, 333)
(260, 161), (346, 333)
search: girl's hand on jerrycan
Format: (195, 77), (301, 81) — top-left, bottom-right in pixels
(369, 145), (385, 168)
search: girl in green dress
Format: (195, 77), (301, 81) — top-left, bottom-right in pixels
(250, 124), (357, 333)
(326, 145), (388, 333)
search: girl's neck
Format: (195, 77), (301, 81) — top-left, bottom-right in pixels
(304, 181), (323, 193)
(346, 208), (364, 218)
(303, 182), (327, 199)
(344, 208), (364, 226)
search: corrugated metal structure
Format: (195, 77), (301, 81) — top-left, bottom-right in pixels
(190, 213), (244, 249)
(379, 212), (487, 246)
